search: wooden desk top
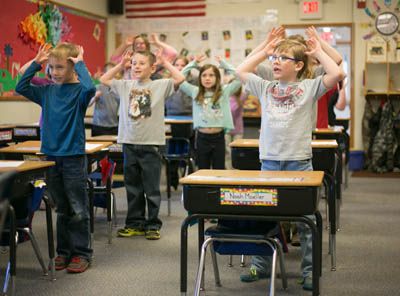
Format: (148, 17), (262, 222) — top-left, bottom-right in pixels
(313, 126), (343, 134)
(86, 135), (118, 143)
(229, 139), (338, 149)
(0, 160), (55, 173)
(0, 125), (15, 129)
(180, 169), (324, 187)
(164, 116), (193, 124)
(0, 141), (113, 154)
(14, 122), (40, 128)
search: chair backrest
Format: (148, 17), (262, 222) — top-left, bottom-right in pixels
(0, 171), (17, 201)
(166, 137), (190, 157)
(100, 158), (116, 186)
(208, 220), (286, 256)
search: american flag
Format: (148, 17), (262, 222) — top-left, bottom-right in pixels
(125, 0), (206, 19)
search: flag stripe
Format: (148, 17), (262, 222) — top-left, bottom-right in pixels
(126, 5), (205, 12)
(125, 0), (206, 18)
(126, 0), (204, 4)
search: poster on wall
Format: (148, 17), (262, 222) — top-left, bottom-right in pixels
(366, 35), (387, 62)
(0, 0), (106, 97)
(115, 14), (277, 118)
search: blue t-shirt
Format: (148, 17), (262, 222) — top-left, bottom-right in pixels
(16, 61), (96, 156)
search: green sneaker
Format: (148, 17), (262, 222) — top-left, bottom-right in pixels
(117, 227), (145, 237)
(240, 267), (268, 282)
(145, 229), (161, 240)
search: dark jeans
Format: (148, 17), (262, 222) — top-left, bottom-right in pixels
(123, 144), (163, 230)
(196, 130), (225, 169)
(91, 125), (118, 136)
(46, 155), (92, 260)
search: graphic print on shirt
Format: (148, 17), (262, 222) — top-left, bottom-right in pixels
(128, 88), (152, 120)
(265, 84), (304, 128)
(199, 97), (223, 124)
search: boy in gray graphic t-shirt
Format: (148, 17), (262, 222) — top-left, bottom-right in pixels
(100, 50), (185, 240)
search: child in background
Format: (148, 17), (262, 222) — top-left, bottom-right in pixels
(177, 54), (241, 169)
(236, 36), (344, 290)
(89, 62), (121, 136)
(100, 50), (184, 240)
(164, 56), (196, 189)
(110, 33), (177, 80)
(225, 85), (246, 169)
(16, 43), (96, 273)
(317, 79), (347, 128)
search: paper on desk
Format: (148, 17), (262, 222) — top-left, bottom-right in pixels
(16, 147), (38, 151)
(85, 143), (104, 150)
(0, 161), (24, 168)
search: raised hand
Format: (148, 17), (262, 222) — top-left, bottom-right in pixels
(305, 26), (321, 42)
(149, 33), (159, 45)
(305, 37), (322, 57)
(68, 46), (84, 64)
(34, 43), (52, 64)
(265, 37), (282, 56)
(194, 53), (206, 63)
(121, 50), (133, 69)
(267, 26), (286, 44)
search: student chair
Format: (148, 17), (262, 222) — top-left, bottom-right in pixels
(0, 172), (17, 239)
(163, 137), (195, 216)
(88, 157), (117, 244)
(194, 221), (288, 296)
(1, 180), (55, 296)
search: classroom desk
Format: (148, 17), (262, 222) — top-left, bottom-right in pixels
(313, 127), (347, 225)
(180, 169), (324, 296)
(0, 125), (14, 146)
(12, 122), (41, 142)
(0, 141), (113, 244)
(335, 117), (350, 131)
(0, 160), (56, 292)
(229, 138), (339, 271)
(165, 116), (193, 138)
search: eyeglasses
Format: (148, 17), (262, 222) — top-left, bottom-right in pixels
(268, 55), (299, 63)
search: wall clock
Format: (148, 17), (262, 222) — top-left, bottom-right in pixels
(375, 11), (399, 36)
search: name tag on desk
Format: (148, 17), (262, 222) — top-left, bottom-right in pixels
(220, 188), (278, 206)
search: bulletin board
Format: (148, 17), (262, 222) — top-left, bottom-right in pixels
(0, 0), (106, 97)
(115, 13), (277, 118)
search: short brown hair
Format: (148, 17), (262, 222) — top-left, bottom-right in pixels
(50, 42), (79, 60)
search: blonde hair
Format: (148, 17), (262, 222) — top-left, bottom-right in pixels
(274, 39), (310, 79)
(50, 42), (79, 60)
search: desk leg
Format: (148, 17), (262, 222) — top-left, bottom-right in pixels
(325, 173), (337, 271)
(87, 179), (94, 248)
(300, 215), (320, 296)
(315, 211), (323, 277)
(198, 218), (205, 290)
(335, 150), (342, 231)
(181, 215), (197, 296)
(3, 206), (16, 296)
(43, 196), (56, 281)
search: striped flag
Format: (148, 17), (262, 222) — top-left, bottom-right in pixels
(125, 0), (206, 19)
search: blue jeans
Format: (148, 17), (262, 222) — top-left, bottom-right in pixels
(123, 144), (163, 230)
(46, 155), (92, 260)
(252, 159), (314, 279)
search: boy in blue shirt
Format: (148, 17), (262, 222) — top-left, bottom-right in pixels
(16, 43), (96, 273)
(100, 50), (184, 240)
(236, 37), (345, 290)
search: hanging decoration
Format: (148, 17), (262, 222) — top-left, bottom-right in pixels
(18, 1), (72, 48)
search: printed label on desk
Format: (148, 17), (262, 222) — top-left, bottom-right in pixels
(0, 130), (12, 141)
(109, 144), (122, 152)
(14, 128), (37, 136)
(220, 188), (278, 206)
